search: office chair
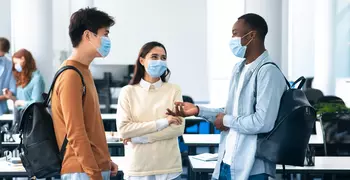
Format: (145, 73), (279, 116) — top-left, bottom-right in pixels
(183, 95), (201, 132)
(304, 77), (314, 90)
(95, 72), (113, 114)
(304, 88), (324, 106)
(317, 95), (346, 106)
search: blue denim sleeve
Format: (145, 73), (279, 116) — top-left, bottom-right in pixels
(198, 106), (225, 123)
(223, 65), (287, 134)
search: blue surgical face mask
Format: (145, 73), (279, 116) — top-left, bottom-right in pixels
(146, 60), (167, 78)
(15, 63), (22, 72)
(89, 33), (111, 57)
(97, 36), (111, 57)
(229, 31), (253, 58)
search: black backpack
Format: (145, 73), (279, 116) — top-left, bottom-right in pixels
(18, 66), (86, 178)
(254, 63), (316, 169)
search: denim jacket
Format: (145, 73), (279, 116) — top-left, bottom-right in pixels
(198, 51), (287, 180)
(0, 56), (16, 115)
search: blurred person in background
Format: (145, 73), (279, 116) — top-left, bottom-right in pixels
(3, 48), (45, 132)
(0, 37), (16, 116)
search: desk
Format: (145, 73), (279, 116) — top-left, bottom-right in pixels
(184, 134), (323, 155)
(101, 113), (117, 120)
(101, 114), (207, 122)
(0, 156), (125, 178)
(189, 156), (350, 180)
(1, 141), (123, 148)
(1, 141), (125, 157)
(183, 121), (323, 155)
(0, 114), (13, 122)
(1, 113), (207, 122)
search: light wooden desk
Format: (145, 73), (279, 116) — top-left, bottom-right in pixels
(0, 156), (125, 178)
(189, 156), (350, 180)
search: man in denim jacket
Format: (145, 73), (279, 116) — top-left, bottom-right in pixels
(0, 37), (16, 115)
(168, 13), (287, 180)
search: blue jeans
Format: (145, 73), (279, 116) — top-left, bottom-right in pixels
(61, 170), (111, 180)
(218, 163), (268, 180)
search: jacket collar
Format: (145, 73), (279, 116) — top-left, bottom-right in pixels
(234, 50), (269, 76)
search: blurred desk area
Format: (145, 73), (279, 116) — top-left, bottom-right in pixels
(94, 72), (127, 114)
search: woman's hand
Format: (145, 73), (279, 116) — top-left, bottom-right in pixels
(14, 100), (25, 107)
(166, 115), (182, 125)
(122, 138), (131, 145)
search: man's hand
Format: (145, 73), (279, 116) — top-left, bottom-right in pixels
(2, 88), (12, 99)
(214, 113), (229, 131)
(166, 102), (199, 117)
(110, 161), (118, 177)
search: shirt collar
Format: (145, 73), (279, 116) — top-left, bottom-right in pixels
(236, 50), (269, 74)
(140, 78), (163, 90)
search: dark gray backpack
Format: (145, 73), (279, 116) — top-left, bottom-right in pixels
(254, 62), (316, 168)
(18, 66), (85, 178)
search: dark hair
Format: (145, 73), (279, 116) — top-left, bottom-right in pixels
(238, 13), (268, 41)
(129, 41), (171, 85)
(0, 37), (10, 53)
(69, 7), (115, 47)
(12, 49), (37, 88)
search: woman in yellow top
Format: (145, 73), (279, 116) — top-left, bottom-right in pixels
(117, 41), (185, 180)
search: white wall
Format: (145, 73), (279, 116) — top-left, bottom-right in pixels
(2, 0), (347, 101)
(206, 0), (245, 106)
(11, 0), (53, 90)
(333, 0), (350, 78)
(93, 0), (209, 102)
(0, 0), (11, 43)
(245, 0), (283, 69)
(281, 0), (289, 76)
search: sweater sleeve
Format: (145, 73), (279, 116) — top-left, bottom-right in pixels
(116, 86), (158, 139)
(57, 70), (102, 180)
(141, 88), (185, 143)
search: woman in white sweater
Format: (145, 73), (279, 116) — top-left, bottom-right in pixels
(117, 41), (185, 180)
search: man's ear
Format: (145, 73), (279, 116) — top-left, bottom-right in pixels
(251, 31), (257, 40)
(83, 30), (90, 41)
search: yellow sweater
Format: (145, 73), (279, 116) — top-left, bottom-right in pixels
(117, 81), (185, 177)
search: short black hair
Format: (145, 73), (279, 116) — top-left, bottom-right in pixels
(238, 13), (268, 41)
(69, 7), (115, 47)
(0, 37), (10, 53)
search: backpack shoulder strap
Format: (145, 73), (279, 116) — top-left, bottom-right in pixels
(45, 66), (86, 160)
(43, 66), (86, 106)
(253, 62), (290, 112)
(255, 62), (290, 88)
(256, 62), (306, 89)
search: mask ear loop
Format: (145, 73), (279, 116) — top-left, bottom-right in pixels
(88, 32), (104, 57)
(242, 31), (255, 46)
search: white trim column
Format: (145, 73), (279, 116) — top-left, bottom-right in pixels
(70, 0), (94, 13)
(0, 0), (11, 48)
(11, 0), (53, 90)
(206, 0), (245, 106)
(287, 0), (315, 80)
(245, 0), (283, 72)
(313, 0), (334, 95)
